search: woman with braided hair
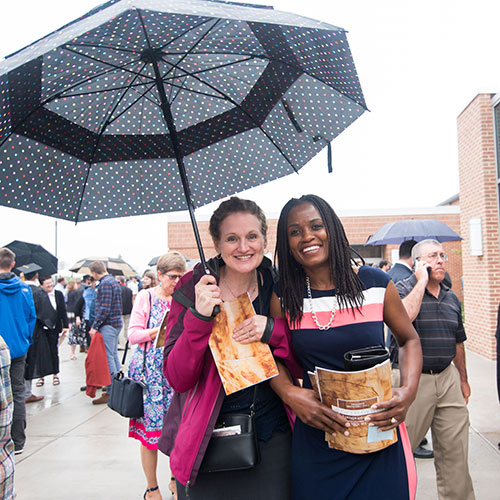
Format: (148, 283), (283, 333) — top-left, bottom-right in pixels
(269, 194), (422, 500)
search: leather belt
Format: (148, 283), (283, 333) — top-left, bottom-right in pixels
(422, 365), (448, 375)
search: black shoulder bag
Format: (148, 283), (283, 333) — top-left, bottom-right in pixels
(199, 385), (260, 473)
(108, 292), (152, 418)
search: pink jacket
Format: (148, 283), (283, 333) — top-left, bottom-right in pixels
(160, 259), (301, 487)
(128, 289), (157, 345)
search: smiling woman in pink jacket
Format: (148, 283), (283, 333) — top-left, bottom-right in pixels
(128, 252), (186, 500)
(160, 197), (301, 500)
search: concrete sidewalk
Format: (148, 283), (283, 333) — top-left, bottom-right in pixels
(14, 345), (500, 499)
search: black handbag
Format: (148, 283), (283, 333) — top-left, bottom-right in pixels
(108, 291), (153, 418)
(344, 345), (390, 371)
(107, 341), (147, 418)
(199, 386), (260, 474)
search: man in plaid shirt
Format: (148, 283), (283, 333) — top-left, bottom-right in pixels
(89, 261), (122, 405)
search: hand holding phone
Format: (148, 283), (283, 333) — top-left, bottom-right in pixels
(414, 258), (431, 281)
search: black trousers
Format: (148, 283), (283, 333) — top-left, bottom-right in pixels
(10, 355), (26, 450)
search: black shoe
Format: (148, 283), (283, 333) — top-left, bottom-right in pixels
(420, 437), (428, 446)
(413, 445), (434, 459)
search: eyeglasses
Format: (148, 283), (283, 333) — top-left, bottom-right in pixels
(166, 274), (183, 280)
(419, 252), (448, 262)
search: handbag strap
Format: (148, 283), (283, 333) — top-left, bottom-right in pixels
(249, 385), (258, 417)
(120, 291), (153, 373)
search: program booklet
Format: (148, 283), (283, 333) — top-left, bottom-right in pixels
(308, 359), (397, 454)
(154, 309), (169, 349)
(209, 293), (279, 395)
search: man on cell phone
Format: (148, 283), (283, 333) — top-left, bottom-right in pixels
(395, 239), (475, 500)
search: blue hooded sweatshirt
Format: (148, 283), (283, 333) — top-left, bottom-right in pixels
(0, 272), (36, 359)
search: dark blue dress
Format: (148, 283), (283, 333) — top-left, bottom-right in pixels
(287, 267), (415, 500)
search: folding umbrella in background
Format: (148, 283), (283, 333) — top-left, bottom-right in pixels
(4, 240), (58, 276)
(0, 0), (367, 269)
(364, 219), (463, 246)
(69, 257), (137, 276)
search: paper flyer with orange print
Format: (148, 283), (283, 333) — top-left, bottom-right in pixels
(309, 359), (397, 454)
(209, 293), (279, 395)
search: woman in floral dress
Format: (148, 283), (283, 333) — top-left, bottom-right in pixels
(128, 252), (186, 500)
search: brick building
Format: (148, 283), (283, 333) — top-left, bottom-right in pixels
(457, 93), (500, 360)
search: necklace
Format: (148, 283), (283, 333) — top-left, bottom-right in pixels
(305, 276), (338, 330)
(223, 271), (257, 300)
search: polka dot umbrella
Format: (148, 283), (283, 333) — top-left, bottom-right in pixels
(0, 0), (367, 269)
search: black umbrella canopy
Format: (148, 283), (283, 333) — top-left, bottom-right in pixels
(69, 256), (137, 276)
(0, 0), (366, 224)
(4, 240), (58, 276)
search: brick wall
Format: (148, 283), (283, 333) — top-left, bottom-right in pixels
(457, 93), (499, 360)
(168, 210), (463, 302)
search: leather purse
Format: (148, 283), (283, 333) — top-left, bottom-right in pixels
(107, 341), (146, 418)
(343, 345), (389, 371)
(199, 386), (260, 474)
(108, 291), (153, 418)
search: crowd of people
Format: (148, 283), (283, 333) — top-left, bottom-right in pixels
(0, 194), (477, 500)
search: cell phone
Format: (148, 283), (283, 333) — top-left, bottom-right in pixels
(414, 258), (432, 276)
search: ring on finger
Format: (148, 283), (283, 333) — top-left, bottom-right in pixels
(390, 417), (397, 424)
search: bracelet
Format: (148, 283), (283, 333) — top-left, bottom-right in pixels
(261, 317), (274, 343)
(189, 306), (214, 322)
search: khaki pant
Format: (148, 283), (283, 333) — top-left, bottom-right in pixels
(405, 364), (475, 500)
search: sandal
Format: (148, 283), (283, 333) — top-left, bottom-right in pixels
(36, 379), (44, 387)
(144, 486), (159, 499)
(52, 376), (60, 386)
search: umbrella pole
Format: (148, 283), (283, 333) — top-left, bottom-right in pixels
(149, 58), (210, 274)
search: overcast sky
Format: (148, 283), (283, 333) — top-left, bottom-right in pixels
(1, 0), (499, 273)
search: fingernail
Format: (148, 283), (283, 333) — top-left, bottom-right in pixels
(371, 404), (378, 409)
(364, 416), (371, 422)
(344, 431), (350, 436)
(368, 423), (374, 427)
(345, 422), (350, 427)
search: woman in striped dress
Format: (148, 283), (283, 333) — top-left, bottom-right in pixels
(270, 195), (422, 500)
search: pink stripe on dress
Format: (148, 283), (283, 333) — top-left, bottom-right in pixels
(298, 302), (384, 329)
(399, 423), (417, 500)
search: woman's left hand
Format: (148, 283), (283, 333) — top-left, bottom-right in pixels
(233, 314), (267, 343)
(363, 387), (414, 431)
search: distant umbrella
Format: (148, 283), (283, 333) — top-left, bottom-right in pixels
(69, 257), (136, 277)
(4, 240), (58, 276)
(148, 254), (197, 268)
(365, 219), (462, 246)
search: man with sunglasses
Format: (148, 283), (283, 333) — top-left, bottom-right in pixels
(396, 239), (475, 500)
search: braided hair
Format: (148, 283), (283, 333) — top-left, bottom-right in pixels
(275, 195), (365, 327)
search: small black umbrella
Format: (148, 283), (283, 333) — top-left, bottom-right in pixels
(4, 240), (58, 276)
(364, 219), (462, 246)
(0, 0), (366, 270)
(69, 256), (136, 276)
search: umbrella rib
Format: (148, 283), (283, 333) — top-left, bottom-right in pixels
(74, 64), (154, 221)
(188, 71), (299, 172)
(61, 80), (156, 98)
(95, 61), (151, 135)
(163, 49), (367, 110)
(64, 42), (140, 54)
(63, 46), (154, 82)
(103, 81), (159, 128)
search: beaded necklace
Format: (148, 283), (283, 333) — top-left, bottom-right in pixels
(305, 276), (338, 330)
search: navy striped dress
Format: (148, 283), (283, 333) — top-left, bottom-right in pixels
(284, 267), (416, 500)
